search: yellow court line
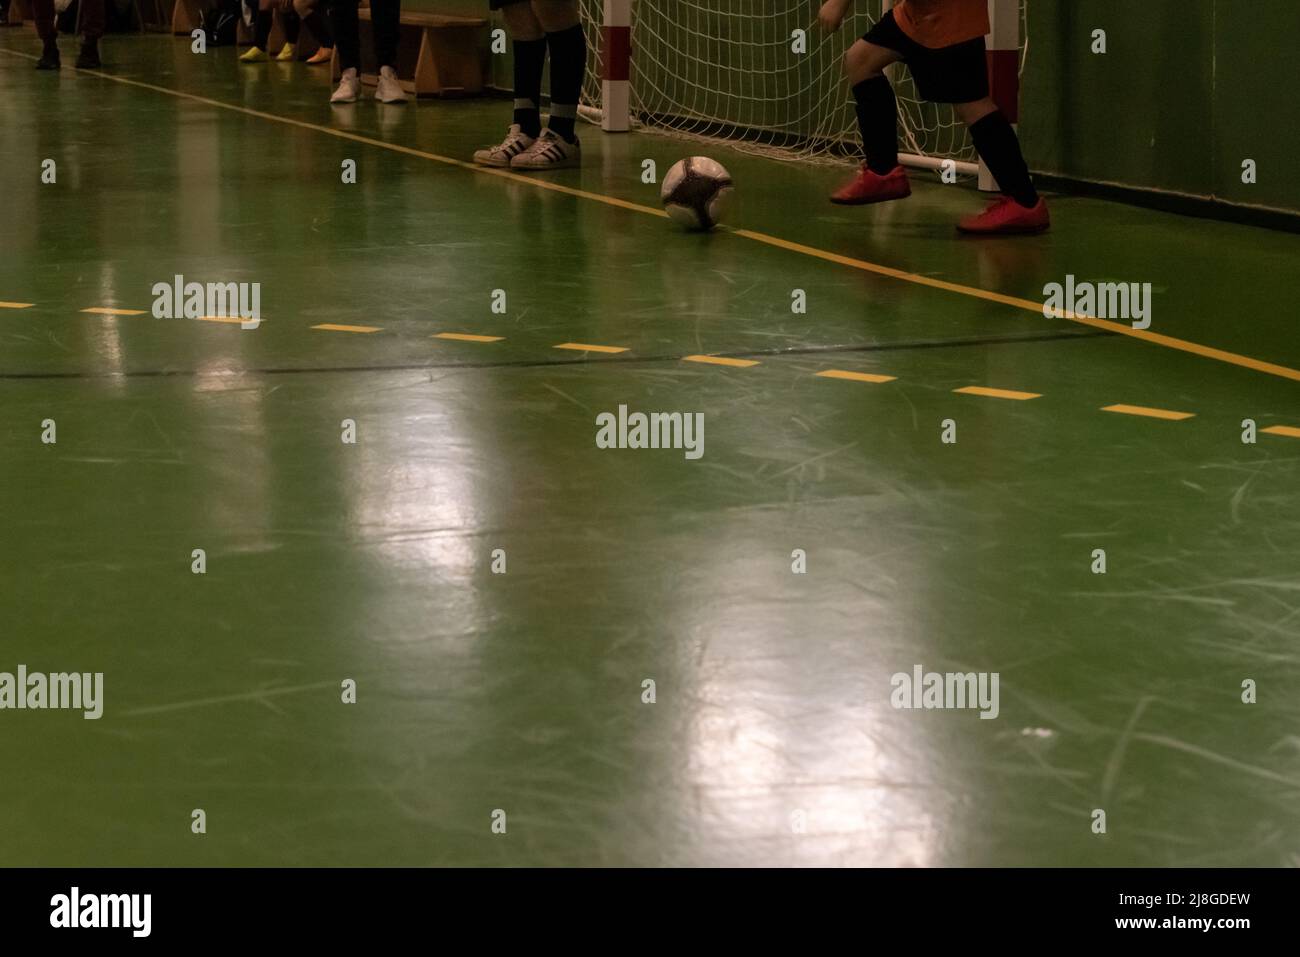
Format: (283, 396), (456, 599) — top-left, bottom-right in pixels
(197, 315), (260, 324)
(1102, 404), (1195, 421)
(730, 230), (1300, 384)
(312, 323), (382, 334)
(554, 342), (628, 354)
(816, 369), (897, 384)
(82, 307), (146, 316)
(0, 301), (35, 309)
(955, 385), (1042, 401)
(683, 355), (760, 368)
(1261, 425), (1300, 439)
(3, 46), (1297, 385)
(435, 332), (504, 342)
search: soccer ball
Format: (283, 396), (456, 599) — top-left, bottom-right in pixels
(661, 157), (734, 230)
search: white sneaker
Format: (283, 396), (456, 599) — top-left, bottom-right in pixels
(472, 124), (537, 168)
(375, 66), (407, 104)
(510, 128), (581, 171)
(331, 68), (360, 104)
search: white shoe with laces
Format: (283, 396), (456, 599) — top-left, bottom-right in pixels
(472, 124), (537, 168)
(375, 66), (407, 104)
(331, 68), (360, 104)
(509, 128), (581, 171)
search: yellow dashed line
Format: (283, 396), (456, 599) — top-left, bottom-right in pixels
(815, 369), (897, 384)
(435, 332), (504, 343)
(955, 385), (1042, 401)
(197, 315), (259, 325)
(0, 301), (35, 309)
(1261, 425), (1300, 439)
(683, 355), (760, 368)
(312, 323), (381, 334)
(82, 307), (146, 316)
(1102, 404), (1194, 421)
(554, 342), (628, 354)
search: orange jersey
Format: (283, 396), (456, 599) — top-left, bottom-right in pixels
(894, 0), (990, 50)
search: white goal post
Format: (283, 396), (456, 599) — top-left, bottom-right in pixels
(578, 0), (1025, 190)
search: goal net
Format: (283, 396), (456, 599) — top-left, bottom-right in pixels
(578, 0), (1026, 180)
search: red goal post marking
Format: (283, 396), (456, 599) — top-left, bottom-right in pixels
(600, 0), (631, 132)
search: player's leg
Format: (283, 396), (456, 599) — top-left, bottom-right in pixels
(241, 0), (277, 61)
(73, 0), (105, 67)
(243, 0), (275, 60)
(327, 0), (362, 102)
(30, 0), (61, 69)
(510, 0), (584, 170)
(277, 4), (302, 61)
(32, 0), (105, 69)
(370, 0), (406, 102)
(472, 0), (547, 167)
(294, 0), (334, 64)
(953, 96), (1048, 234)
(903, 31), (1048, 234)
(830, 14), (912, 205)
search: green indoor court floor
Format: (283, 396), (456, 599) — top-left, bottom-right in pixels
(1, 33), (1299, 868)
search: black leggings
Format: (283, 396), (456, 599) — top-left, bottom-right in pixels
(328, 0), (399, 73)
(255, 10), (300, 51)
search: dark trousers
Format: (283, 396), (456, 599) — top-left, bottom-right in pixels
(327, 0), (399, 73)
(33, 0), (106, 41)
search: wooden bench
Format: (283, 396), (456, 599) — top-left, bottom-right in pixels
(332, 10), (487, 98)
(170, 0), (199, 36)
(135, 0), (173, 32)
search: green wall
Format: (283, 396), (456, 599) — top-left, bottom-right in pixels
(1019, 0), (1300, 214)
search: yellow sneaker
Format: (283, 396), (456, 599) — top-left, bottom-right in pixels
(305, 46), (333, 65)
(276, 42), (296, 61)
(239, 46), (269, 63)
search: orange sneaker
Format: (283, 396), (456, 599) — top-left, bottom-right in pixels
(957, 195), (1050, 235)
(830, 164), (911, 206)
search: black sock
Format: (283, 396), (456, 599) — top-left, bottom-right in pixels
(303, 9), (332, 48)
(254, 10), (273, 51)
(969, 110), (1039, 208)
(852, 76), (899, 175)
(512, 37), (546, 137)
(546, 23), (586, 142)
(283, 12), (300, 46)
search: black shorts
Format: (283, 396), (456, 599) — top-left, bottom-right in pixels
(489, 0), (528, 9)
(862, 9), (988, 104)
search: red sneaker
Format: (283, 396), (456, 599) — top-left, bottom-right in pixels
(957, 195), (1050, 235)
(830, 164), (912, 206)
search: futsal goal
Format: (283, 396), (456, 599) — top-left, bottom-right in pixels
(578, 0), (1026, 189)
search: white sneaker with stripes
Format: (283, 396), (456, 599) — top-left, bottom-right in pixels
(472, 125), (538, 168)
(509, 129), (581, 171)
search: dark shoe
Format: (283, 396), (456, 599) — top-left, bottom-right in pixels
(75, 41), (101, 69)
(36, 41), (60, 70)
